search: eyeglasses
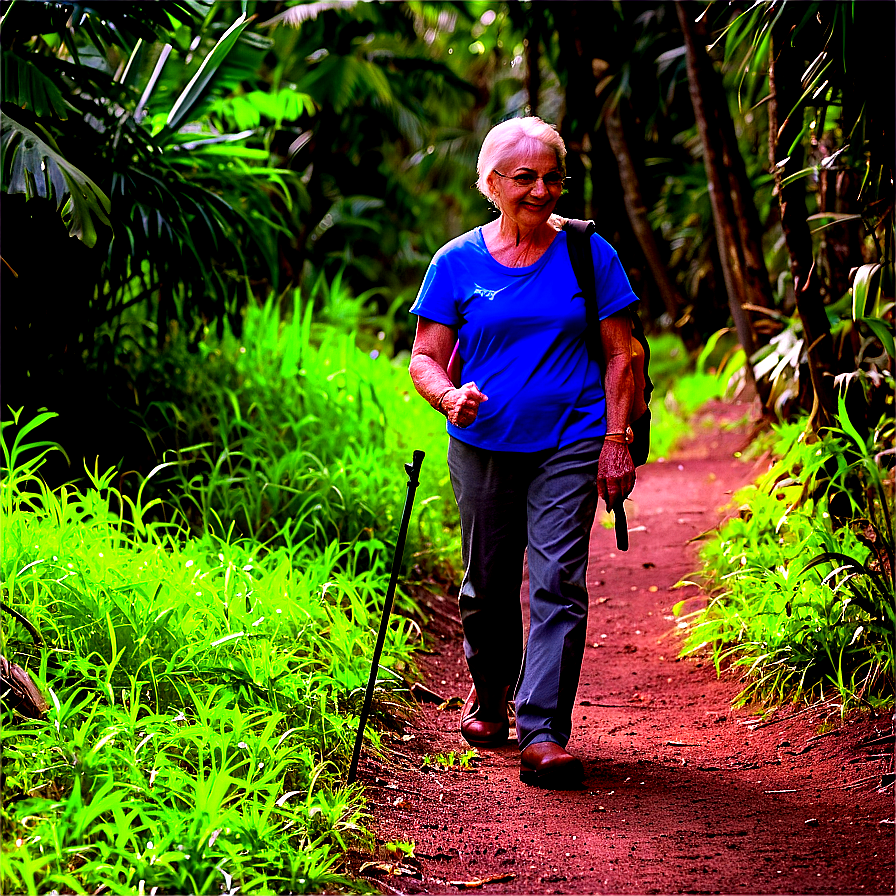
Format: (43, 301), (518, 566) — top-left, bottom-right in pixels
(493, 171), (568, 189)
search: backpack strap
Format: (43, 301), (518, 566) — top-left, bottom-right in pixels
(563, 219), (604, 367)
(563, 218), (654, 467)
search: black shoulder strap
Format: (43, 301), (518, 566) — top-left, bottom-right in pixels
(563, 218), (603, 367)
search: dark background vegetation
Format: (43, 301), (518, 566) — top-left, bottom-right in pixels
(1, 4), (893, 892)
(3, 0), (892, 481)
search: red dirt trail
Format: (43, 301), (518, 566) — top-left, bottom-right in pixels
(353, 400), (895, 896)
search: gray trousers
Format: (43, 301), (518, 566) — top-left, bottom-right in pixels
(447, 436), (602, 750)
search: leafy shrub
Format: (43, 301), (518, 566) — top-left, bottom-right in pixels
(1, 412), (424, 894)
(678, 408), (895, 710)
(125, 295), (459, 575)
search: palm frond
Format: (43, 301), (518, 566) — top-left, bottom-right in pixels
(2, 52), (73, 119)
(1, 112), (111, 248)
(259, 2), (357, 29)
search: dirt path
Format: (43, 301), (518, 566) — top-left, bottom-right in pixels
(355, 401), (895, 895)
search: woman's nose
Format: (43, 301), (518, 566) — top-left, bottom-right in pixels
(530, 177), (548, 197)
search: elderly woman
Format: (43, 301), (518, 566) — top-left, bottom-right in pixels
(408, 117), (638, 788)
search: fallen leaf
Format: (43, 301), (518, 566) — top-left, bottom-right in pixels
(410, 682), (445, 704)
(448, 873), (516, 888)
(437, 696), (464, 711)
(359, 861), (420, 877)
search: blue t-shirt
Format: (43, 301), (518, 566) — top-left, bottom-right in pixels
(410, 226), (638, 452)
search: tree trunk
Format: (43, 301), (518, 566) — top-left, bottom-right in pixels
(553, 2), (597, 221)
(676, 2), (762, 397)
(768, 18), (837, 431)
(524, 6), (541, 117)
(605, 104), (699, 349)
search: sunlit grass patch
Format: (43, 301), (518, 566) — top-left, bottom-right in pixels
(1, 412), (421, 894)
(677, 413), (895, 711)
(645, 331), (741, 461)
(128, 296), (458, 574)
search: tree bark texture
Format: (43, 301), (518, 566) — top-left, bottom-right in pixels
(676, 2), (762, 396)
(524, 8), (541, 117)
(604, 104), (699, 348)
(553, 2), (598, 221)
(768, 16), (837, 430)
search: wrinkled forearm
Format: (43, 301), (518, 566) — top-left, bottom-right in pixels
(409, 352), (454, 412)
(600, 313), (634, 435)
(603, 351), (634, 434)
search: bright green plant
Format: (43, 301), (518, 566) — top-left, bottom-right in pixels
(421, 748), (478, 771)
(645, 330), (738, 460)
(127, 295), (459, 576)
(678, 401), (894, 710)
(0, 416), (433, 895)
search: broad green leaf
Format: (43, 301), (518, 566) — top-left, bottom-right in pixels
(851, 263), (880, 321)
(161, 12), (254, 139)
(859, 317), (895, 358)
(2, 51), (73, 119)
(189, 145), (269, 159)
(835, 393), (865, 454)
(0, 113), (111, 247)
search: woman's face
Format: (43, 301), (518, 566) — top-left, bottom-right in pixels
(486, 142), (564, 230)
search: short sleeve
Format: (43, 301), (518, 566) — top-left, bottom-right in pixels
(409, 255), (463, 328)
(591, 234), (638, 320)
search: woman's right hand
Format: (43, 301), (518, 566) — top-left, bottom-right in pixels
(443, 382), (488, 428)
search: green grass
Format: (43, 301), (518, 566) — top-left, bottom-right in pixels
(677, 410), (895, 711)
(643, 331), (741, 461)
(124, 295), (458, 576)
(0, 412), (429, 893)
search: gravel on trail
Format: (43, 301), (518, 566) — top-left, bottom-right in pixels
(352, 400), (895, 896)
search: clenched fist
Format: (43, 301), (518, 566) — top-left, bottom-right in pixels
(443, 382), (488, 428)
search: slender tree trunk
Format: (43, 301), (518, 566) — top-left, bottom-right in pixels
(553, 2), (597, 221)
(769, 19), (837, 431)
(676, 2), (762, 397)
(524, 6), (541, 117)
(605, 104), (699, 348)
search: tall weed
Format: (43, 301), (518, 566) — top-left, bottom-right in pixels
(1, 420), (422, 894)
(131, 296), (458, 575)
(678, 409), (894, 710)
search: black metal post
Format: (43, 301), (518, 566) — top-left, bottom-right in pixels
(347, 450), (425, 784)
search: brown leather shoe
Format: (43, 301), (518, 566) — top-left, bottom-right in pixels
(519, 742), (584, 788)
(460, 685), (510, 747)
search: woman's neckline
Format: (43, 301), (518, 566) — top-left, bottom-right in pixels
(478, 220), (561, 271)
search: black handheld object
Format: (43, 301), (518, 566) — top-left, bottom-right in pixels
(347, 450), (425, 784)
(614, 499), (629, 552)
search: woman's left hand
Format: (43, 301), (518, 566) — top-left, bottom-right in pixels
(596, 441), (636, 511)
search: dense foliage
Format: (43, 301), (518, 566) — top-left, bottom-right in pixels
(679, 407), (894, 710)
(1, 305), (456, 892)
(1, 1), (893, 890)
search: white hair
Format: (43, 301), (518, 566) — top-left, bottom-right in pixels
(476, 117), (567, 200)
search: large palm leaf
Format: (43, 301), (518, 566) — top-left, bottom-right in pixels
(1, 112), (111, 247)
